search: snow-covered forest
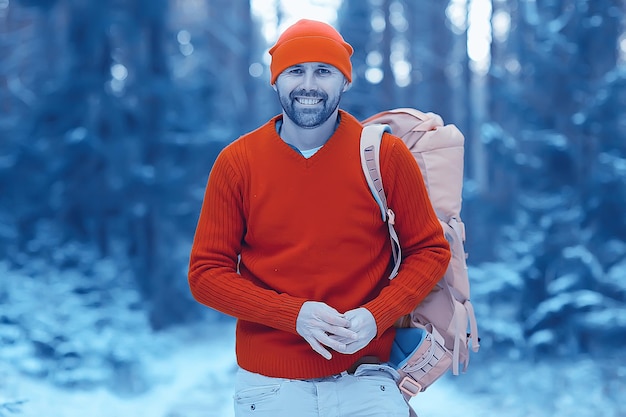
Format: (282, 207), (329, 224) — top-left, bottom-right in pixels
(1, 0), (625, 416)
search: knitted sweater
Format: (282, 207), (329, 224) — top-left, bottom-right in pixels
(188, 110), (450, 379)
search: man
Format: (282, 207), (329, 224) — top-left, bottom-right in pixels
(188, 19), (450, 416)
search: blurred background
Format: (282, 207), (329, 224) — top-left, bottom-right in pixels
(1, 0), (625, 416)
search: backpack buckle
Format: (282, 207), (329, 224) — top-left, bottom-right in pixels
(398, 376), (422, 397)
(386, 208), (395, 226)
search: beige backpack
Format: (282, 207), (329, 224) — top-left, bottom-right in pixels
(360, 108), (480, 398)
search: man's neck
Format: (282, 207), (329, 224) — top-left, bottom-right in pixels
(278, 111), (341, 151)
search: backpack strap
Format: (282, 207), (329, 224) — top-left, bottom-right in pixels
(450, 215), (480, 355)
(360, 124), (391, 221)
(360, 124), (401, 279)
(465, 299), (480, 354)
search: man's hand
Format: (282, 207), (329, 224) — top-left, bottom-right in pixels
(330, 308), (377, 355)
(296, 301), (357, 360)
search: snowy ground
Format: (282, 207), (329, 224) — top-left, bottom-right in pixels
(1, 322), (238, 417)
(2, 320), (624, 417)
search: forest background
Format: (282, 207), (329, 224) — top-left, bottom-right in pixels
(1, 0), (625, 415)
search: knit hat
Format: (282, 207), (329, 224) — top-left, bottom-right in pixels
(269, 19), (353, 84)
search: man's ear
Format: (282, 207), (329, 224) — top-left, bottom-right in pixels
(272, 83), (278, 92)
(343, 80), (352, 92)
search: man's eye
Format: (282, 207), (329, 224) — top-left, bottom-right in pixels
(288, 68), (303, 74)
(317, 68), (331, 75)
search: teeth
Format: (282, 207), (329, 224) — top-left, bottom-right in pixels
(297, 98), (322, 105)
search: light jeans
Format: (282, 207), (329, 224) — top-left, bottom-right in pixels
(233, 364), (410, 417)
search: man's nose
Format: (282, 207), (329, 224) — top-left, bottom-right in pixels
(301, 71), (317, 90)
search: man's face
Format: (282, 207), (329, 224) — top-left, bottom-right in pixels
(274, 62), (348, 129)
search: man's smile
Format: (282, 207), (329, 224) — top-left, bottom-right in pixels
(295, 97), (323, 105)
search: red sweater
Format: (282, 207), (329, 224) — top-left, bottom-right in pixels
(188, 110), (450, 379)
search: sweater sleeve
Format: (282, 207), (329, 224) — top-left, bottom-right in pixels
(362, 134), (451, 336)
(187, 144), (306, 334)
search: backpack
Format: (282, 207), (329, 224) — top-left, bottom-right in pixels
(360, 108), (480, 398)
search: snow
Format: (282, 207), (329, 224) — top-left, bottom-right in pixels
(2, 262), (624, 417)
(3, 320), (625, 417)
(2, 323), (238, 417)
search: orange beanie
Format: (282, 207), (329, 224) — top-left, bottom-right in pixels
(269, 19), (353, 84)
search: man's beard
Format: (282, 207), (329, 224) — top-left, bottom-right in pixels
(279, 89), (340, 129)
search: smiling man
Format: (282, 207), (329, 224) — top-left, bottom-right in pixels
(275, 62), (343, 123)
(188, 19), (450, 417)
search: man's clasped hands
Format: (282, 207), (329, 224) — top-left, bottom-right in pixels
(295, 301), (377, 359)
